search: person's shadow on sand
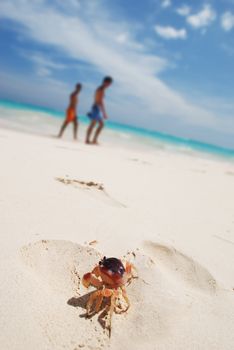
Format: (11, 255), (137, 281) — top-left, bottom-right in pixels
(67, 292), (111, 332)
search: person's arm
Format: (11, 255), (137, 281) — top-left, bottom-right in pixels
(68, 93), (73, 108)
(98, 89), (108, 119)
(99, 101), (108, 119)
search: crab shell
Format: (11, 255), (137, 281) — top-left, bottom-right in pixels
(82, 257), (131, 289)
(98, 263), (129, 287)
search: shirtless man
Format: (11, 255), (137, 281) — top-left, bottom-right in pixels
(58, 83), (82, 140)
(86, 76), (113, 144)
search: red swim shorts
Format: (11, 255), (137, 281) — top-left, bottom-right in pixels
(66, 108), (76, 122)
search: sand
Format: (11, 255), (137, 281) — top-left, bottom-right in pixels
(0, 126), (234, 350)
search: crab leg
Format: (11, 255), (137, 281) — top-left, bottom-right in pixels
(86, 290), (102, 315)
(95, 293), (104, 313)
(86, 288), (113, 315)
(125, 261), (132, 274)
(121, 287), (130, 311)
(107, 292), (117, 337)
(125, 262), (137, 281)
(82, 272), (103, 289)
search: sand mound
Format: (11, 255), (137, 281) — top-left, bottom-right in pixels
(143, 241), (217, 294)
(21, 240), (101, 298)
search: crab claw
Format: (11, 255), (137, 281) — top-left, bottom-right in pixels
(82, 272), (92, 288)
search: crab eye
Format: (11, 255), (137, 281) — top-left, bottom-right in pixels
(99, 256), (106, 266)
(118, 266), (124, 275)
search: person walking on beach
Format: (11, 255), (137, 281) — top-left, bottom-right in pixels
(58, 83), (82, 140)
(86, 76), (113, 145)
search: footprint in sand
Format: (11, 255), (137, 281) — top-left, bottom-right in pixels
(115, 242), (221, 347)
(20, 240), (101, 298)
(55, 177), (126, 208)
(143, 241), (217, 294)
(20, 240), (110, 349)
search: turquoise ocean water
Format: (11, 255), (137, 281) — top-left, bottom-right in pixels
(0, 99), (234, 160)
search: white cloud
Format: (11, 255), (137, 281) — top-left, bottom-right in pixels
(155, 25), (187, 39)
(176, 5), (191, 16)
(187, 5), (216, 29)
(221, 11), (234, 31)
(29, 53), (66, 70)
(115, 33), (128, 44)
(36, 66), (51, 77)
(113, 32), (144, 50)
(161, 0), (171, 8)
(21, 52), (66, 77)
(19, 50), (67, 77)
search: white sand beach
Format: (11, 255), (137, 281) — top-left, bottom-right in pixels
(0, 126), (234, 350)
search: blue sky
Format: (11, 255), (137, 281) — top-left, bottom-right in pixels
(0, 0), (234, 147)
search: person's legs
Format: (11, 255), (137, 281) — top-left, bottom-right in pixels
(92, 119), (104, 144)
(58, 120), (69, 138)
(86, 120), (96, 144)
(73, 118), (78, 140)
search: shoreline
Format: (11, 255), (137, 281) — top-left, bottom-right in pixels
(1, 100), (234, 161)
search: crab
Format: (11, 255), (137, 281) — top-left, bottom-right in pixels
(82, 256), (135, 335)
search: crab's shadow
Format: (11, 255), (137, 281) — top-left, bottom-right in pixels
(67, 292), (111, 331)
